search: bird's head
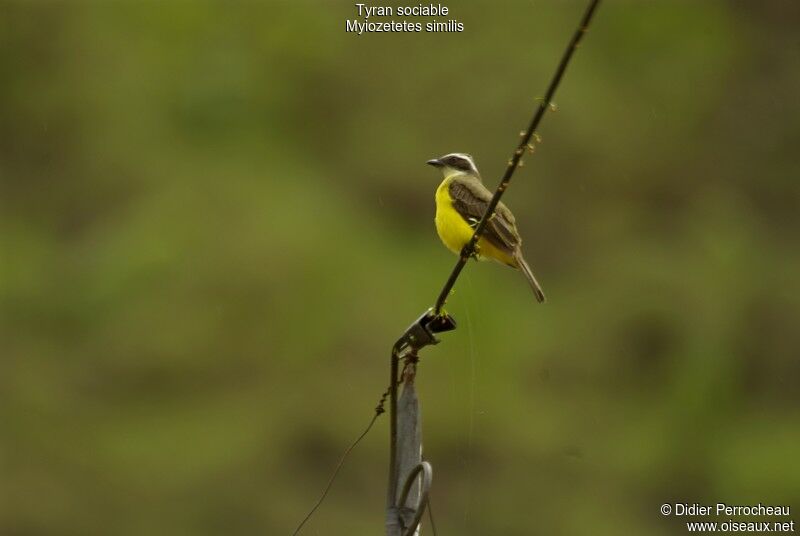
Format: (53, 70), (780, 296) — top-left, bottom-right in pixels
(427, 153), (479, 177)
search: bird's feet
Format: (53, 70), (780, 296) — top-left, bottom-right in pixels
(460, 243), (480, 261)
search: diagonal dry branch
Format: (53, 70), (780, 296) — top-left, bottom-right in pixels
(434, 0), (602, 315)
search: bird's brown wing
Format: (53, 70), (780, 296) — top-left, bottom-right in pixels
(448, 178), (521, 255)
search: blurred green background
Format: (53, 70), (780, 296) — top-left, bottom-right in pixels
(2, 1), (799, 534)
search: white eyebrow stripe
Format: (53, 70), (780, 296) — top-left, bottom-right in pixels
(441, 153), (478, 173)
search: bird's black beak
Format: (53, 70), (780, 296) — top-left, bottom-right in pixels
(427, 158), (443, 168)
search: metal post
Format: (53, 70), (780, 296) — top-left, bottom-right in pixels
(386, 311), (451, 536)
(393, 366), (422, 535)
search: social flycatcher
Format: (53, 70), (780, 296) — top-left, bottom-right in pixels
(428, 153), (546, 303)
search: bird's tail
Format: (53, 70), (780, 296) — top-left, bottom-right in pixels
(514, 251), (546, 303)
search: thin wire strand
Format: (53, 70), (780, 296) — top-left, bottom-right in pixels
(433, 0), (602, 315)
(290, 414), (377, 535)
(427, 496), (438, 536)
(462, 274), (477, 529)
(292, 386), (390, 535)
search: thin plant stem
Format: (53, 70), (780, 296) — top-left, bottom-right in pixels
(434, 0), (602, 315)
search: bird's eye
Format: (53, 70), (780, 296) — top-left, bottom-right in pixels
(441, 155), (473, 171)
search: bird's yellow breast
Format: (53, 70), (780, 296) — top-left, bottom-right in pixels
(435, 177), (474, 254)
(434, 176), (515, 265)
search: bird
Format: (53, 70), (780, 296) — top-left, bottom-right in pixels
(427, 152), (546, 303)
